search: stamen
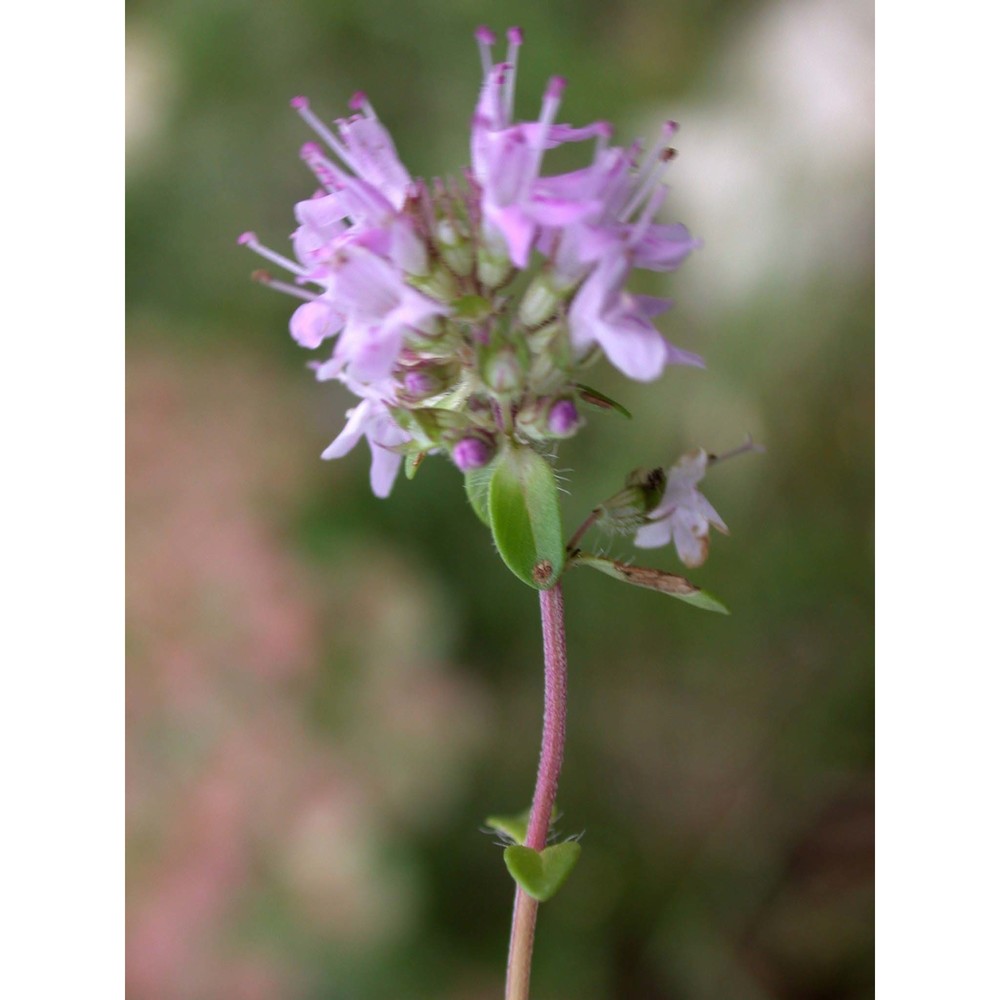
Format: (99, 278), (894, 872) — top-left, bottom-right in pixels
(627, 185), (666, 248)
(622, 146), (676, 221)
(622, 121), (677, 217)
(503, 27), (523, 125)
(252, 270), (319, 302)
(238, 231), (310, 277)
(290, 96), (362, 176)
(540, 76), (567, 123)
(524, 76), (567, 183)
(475, 26), (495, 78)
(487, 64), (508, 129)
(707, 434), (766, 466)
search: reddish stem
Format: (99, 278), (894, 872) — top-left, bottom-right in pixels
(504, 583), (569, 1000)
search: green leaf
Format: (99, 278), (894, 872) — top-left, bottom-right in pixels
(503, 842), (581, 902)
(464, 460), (497, 526)
(488, 445), (564, 589)
(574, 383), (632, 419)
(484, 808), (532, 845)
(573, 553), (730, 614)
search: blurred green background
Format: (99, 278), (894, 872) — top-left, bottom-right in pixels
(126, 0), (873, 997)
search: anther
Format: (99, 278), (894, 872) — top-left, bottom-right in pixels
(545, 75), (567, 102)
(475, 25), (495, 78)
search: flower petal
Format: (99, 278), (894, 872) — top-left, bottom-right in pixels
(321, 399), (373, 460)
(289, 300), (343, 349)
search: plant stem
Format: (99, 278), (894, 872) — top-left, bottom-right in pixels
(505, 583), (569, 1000)
(565, 508), (601, 554)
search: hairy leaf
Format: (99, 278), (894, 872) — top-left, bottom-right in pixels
(504, 842), (581, 902)
(488, 445), (564, 589)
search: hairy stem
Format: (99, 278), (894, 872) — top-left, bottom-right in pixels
(505, 583), (569, 1000)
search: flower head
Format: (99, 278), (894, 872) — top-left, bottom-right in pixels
(241, 29), (702, 496)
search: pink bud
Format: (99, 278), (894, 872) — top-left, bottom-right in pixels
(452, 437), (494, 472)
(548, 399), (580, 437)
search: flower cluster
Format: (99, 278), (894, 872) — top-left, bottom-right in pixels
(240, 26), (701, 497)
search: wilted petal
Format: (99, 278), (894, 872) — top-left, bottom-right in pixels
(672, 512), (710, 568)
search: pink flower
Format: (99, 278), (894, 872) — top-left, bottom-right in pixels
(634, 449), (728, 566)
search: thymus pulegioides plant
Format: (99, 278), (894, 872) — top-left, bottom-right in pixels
(241, 25), (758, 999)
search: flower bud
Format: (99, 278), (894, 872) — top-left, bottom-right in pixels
(408, 369), (456, 402)
(409, 263), (459, 304)
(451, 434), (496, 472)
(436, 218), (474, 277)
(518, 273), (563, 327)
(547, 398), (581, 438)
(476, 230), (513, 290)
(512, 398), (547, 442)
(482, 344), (524, 396)
(527, 322), (572, 381)
(396, 354), (459, 400)
(404, 371), (437, 397)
